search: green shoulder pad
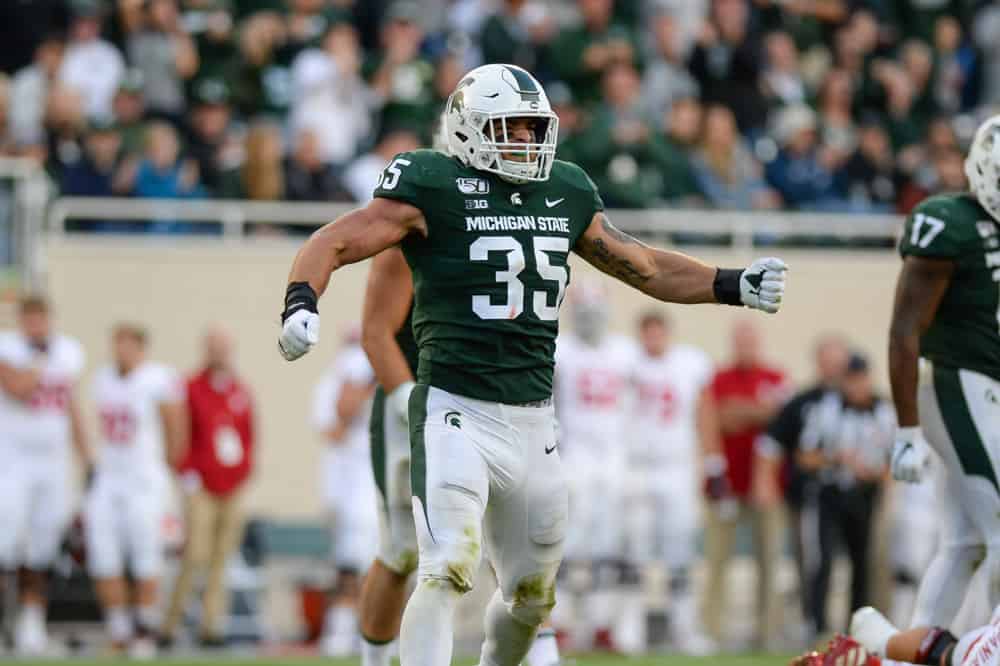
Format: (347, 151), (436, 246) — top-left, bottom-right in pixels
(550, 159), (605, 216)
(373, 149), (455, 208)
(900, 193), (984, 259)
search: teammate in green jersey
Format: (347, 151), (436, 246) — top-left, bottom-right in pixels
(889, 114), (1000, 628)
(278, 63), (788, 666)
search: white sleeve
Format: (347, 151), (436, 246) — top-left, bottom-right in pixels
(157, 367), (185, 404)
(953, 622), (997, 666)
(341, 348), (374, 385)
(64, 338), (86, 380)
(312, 373), (337, 433)
(691, 349), (715, 391)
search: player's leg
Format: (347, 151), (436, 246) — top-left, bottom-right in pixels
(841, 484), (878, 629)
(85, 481), (133, 652)
(479, 405), (567, 666)
(663, 475), (716, 654)
(807, 486), (839, 635)
(702, 500), (736, 643)
(399, 386), (489, 666)
(911, 366), (990, 627)
(360, 389), (418, 666)
(126, 484), (167, 658)
(0, 451), (31, 650)
(751, 499), (783, 648)
(18, 456), (72, 655)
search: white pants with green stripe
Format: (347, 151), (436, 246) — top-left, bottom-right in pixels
(408, 384), (567, 618)
(913, 362), (1000, 629)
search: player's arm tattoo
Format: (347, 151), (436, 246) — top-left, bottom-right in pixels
(577, 214), (652, 287)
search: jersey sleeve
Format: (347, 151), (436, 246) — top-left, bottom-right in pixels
(341, 347), (374, 385)
(150, 365), (184, 404)
(899, 197), (978, 259)
(764, 395), (805, 454)
(311, 372), (337, 432)
(372, 150), (434, 208)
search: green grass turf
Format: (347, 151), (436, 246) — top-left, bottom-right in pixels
(4, 655), (793, 666)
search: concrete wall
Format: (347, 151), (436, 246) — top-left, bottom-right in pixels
(42, 236), (901, 518)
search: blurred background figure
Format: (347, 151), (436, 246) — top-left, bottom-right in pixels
(553, 283), (634, 651)
(341, 128), (421, 204)
(0, 296), (88, 656)
(795, 353), (893, 637)
(86, 324), (185, 658)
(162, 326), (256, 648)
(754, 334), (851, 643)
(312, 327), (377, 656)
(703, 318), (788, 650)
(58, 0), (124, 120)
(126, 0), (199, 124)
(621, 310), (716, 654)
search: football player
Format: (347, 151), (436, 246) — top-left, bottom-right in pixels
(888, 114), (1000, 627)
(86, 324), (186, 657)
(0, 295), (88, 655)
(312, 331), (378, 656)
(552, 285), (634, 650)
(623, 309), (716, 654)
(278, 63), (787, 666)
(791, 605), (1000, 666)
(357, 247), (564, 666)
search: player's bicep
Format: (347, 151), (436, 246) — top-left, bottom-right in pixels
(313, 198), (425, 265)
(574, 212), (657, 288)
(890, 256), (955, 337)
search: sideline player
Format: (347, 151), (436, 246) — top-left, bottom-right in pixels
(86, 324), (186, 657)
(623, 309), (716, 654)
(277, 63), (788, 666)
(0, 295), (88, 655)
(888, 114), (1000, 627)
(552, 286), (635, 651)
(791, 605), (1000, 666)
(312, 331), (377, 656)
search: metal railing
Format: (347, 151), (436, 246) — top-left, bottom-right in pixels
(0, 158), (51, 291)
(46, 196), (903, 249)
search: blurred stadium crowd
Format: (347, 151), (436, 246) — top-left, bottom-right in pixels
(0, 0), (998, 222)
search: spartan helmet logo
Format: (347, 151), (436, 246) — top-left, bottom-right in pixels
(510, 193), (522, 206)
(449, 76), (475, 114)
(444, 411), (462, 429)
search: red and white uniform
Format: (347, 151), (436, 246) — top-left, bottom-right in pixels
(954, 605), (1000, 666)
(312, 345), (377, 571)
(85, 361), (182, 579)
(625, 344), (713, 565)
(554, 333), (635, 560)
(0, 331), (84, 569)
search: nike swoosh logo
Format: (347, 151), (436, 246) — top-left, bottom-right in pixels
(745, 269), (765, 295)
(545, 198), (564, 208)
(544, 443), (558, 454)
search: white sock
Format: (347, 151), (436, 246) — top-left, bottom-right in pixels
(107, 606), (134, 643)
(480, 589), (541, 666)
(362, 638), (395, 666)
(325, 605), (358, 638)
(135, 605), (160, 634)
(400, 580), (461, 666)
(524, 627), (560, 666)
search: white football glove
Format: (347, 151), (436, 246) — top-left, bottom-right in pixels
(278, 309), (320, 361)
(740, 257), (788, 314)
(386, 380), (415, 427)
(850, 606), (898, 656)
(891, 426), (932, 483)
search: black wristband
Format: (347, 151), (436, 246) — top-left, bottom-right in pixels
(713, 268), (744, 306)
(282, 281), (318, 322)
(915, 628), (958, 666)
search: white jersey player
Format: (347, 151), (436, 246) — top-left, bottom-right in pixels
(85, 324), (185, 657)
(553, 290), (634, 650)
(312, 338), (377, 656)
(624, 309), (716, 654)
(0, 296), (88, 656)
(792, 604), (1000, 666)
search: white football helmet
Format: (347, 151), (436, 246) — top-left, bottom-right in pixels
(966, 114), (1000, 222)
(444, 63), (559, 183)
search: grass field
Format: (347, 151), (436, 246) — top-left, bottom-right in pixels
(3, 655), (793, 666)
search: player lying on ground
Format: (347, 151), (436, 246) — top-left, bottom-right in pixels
(792, 605), (1000, 666)
(888, 113), (1000, 627)
(278, 63), (788, 666)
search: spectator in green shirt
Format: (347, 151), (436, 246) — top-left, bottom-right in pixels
(652, 96), (704, 204)
(550, 0), (639, 107)
(362, 2), (435, 142)
(479, 0), (555, 73)
(231, 11), (293, 120)
(572, 62), (664, 208)
(111, 69), (149, 158)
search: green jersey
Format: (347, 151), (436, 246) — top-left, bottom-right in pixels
(373, 149), (603, 404)
(899, 193), (1000, 381)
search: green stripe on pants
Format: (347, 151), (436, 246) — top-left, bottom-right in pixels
(369, 387), (387, 511)
(933, 365), (1000, 494)
(408, 384), (432, 538)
